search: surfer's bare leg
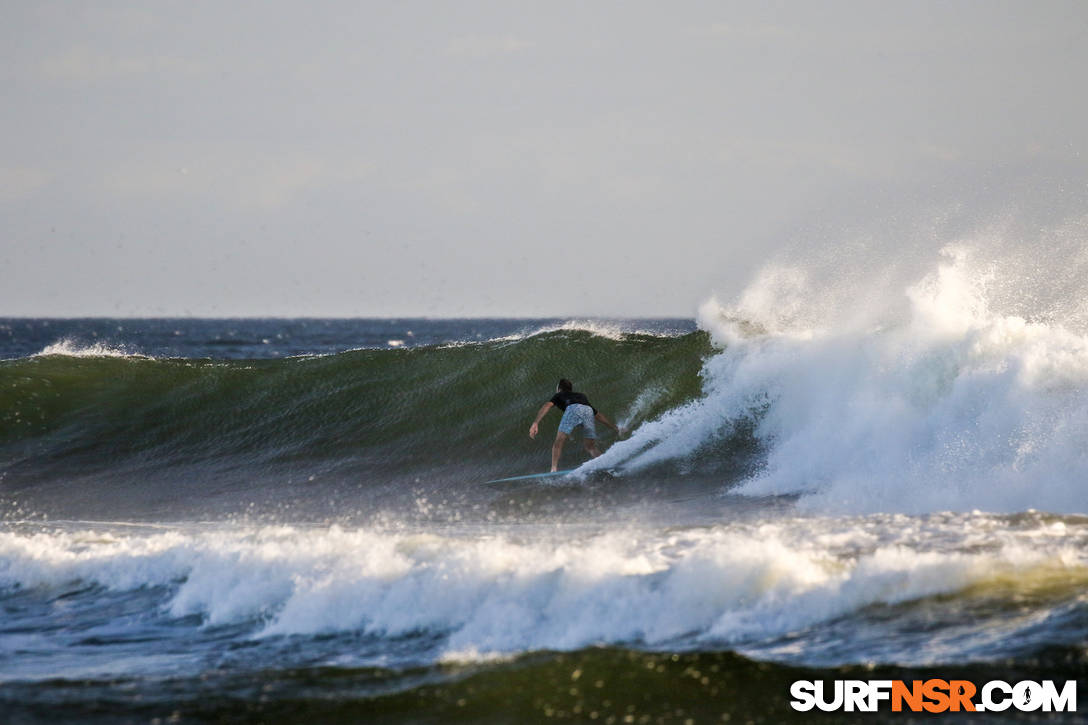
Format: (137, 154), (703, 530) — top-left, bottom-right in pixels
(551, 432), (568, 472)
(583, 438), (601, 459)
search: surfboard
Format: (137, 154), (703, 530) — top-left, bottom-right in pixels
(484, 469), (578, 484)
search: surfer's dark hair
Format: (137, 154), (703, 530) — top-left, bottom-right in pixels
(557, 378), (573, 392)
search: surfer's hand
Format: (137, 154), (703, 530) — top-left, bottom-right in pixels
(529, 422), (538, 439)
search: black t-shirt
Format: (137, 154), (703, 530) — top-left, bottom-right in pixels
(550, 391), (597, 414)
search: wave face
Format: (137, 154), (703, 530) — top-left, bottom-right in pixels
(0, 325), (709, 519)
(591, 241), (1088, 516)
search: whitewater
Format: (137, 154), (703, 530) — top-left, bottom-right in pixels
(2, 242), (1087, 722)
(593, 243), (1088, 515)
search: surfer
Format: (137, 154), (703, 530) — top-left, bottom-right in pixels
(529, 378), (623, 471)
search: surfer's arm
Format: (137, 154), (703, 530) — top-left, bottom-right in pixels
(594, 411), (624, 436)
(529, 402), (554, 439)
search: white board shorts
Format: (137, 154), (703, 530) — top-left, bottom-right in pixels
(557, 403), (597, 439)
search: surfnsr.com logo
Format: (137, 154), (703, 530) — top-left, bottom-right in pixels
(790, 679), (1078, 713)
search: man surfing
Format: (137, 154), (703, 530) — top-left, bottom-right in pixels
(529, 378), (623, 472)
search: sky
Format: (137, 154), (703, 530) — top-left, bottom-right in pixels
(3, 0), (1088, 317)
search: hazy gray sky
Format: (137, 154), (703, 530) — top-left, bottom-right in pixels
(3, 1), (1087, 317)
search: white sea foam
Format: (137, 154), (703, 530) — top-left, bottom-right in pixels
(34, 338), (146, 358)
(488, 319), (684, 344)
(425, 319), (684, 351)
(592, 243), (1088, 515)
(0, 518), (1083, 664)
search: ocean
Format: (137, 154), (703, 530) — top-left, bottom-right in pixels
(2, 266), (1087, 722)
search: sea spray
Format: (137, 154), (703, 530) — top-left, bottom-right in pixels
(594, 244), (1088, 515)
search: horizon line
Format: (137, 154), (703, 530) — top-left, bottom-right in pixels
(0, 314), (697, 321)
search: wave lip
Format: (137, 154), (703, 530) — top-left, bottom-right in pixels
(487, 319), (691, 344)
